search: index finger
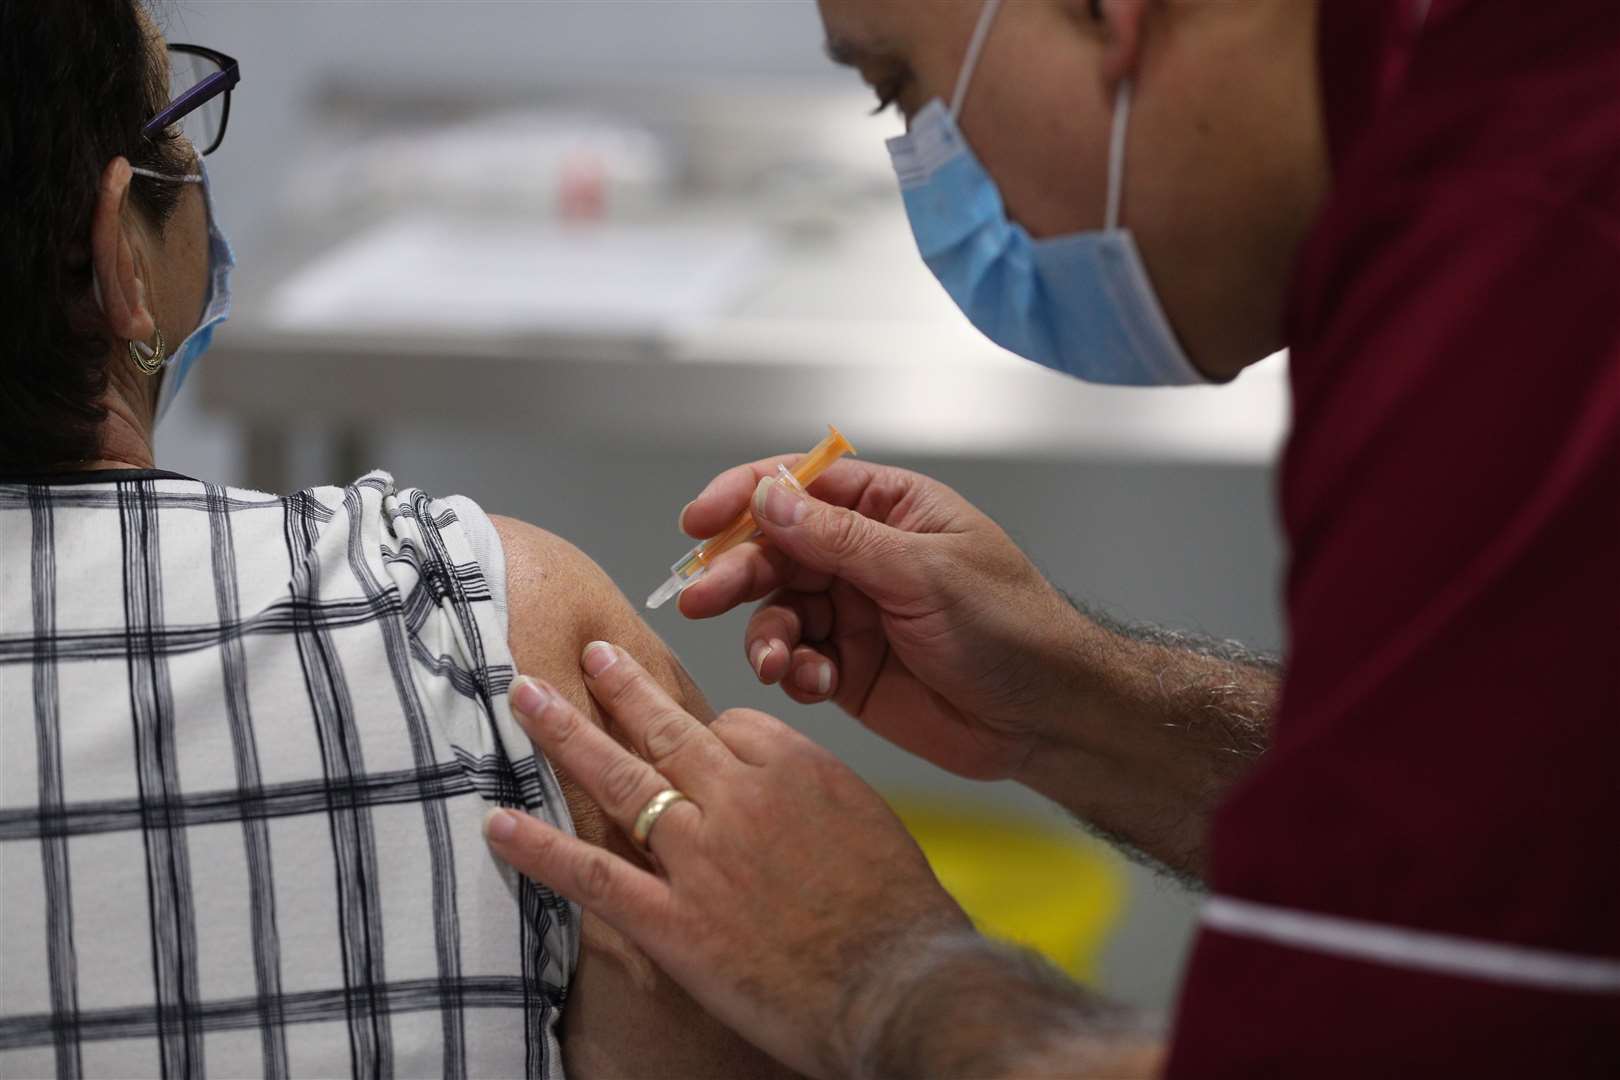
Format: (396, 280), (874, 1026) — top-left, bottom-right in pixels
(581, 642), (735, 794)
(508, 676), (698, 851)
(678, 456), (880, 539)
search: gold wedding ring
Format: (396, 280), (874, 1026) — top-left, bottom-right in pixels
(631, 788), (689, 849)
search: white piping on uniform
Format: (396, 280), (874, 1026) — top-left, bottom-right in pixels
(1203, 895), (1620, 993)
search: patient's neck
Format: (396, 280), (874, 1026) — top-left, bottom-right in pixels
(82, 373), (158, 472)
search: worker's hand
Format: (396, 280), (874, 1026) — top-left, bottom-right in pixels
(676, 457), (1088, 782)
(485, 644), (973, 1079)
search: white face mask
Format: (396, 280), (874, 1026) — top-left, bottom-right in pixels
(885, 0), (1208, 386)
(95, 158), (236, 423)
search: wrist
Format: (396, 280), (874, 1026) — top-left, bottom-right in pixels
(1012, 607), (1218, 873)
(836, 929), (986, 1080)
(1010, 600), (1276, 880)
(1009, 601), (1131, 787)
(841, 930), (1152, 1080)
(826, 922), (971, 1080)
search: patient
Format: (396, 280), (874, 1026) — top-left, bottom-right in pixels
(0, 4), (790, 1077)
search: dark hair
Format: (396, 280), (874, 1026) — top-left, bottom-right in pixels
(0, 0), (190, 468)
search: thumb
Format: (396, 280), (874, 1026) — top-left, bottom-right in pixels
(752, 475), (921, 602)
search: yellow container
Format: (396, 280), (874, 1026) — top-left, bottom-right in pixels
(888, 795), (1126, 983)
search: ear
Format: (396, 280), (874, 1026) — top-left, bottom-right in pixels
(1098, 0), (1155, 91)
(90, 157), (156, 346)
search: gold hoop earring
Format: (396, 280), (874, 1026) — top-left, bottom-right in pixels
(129, 327), (166, 375)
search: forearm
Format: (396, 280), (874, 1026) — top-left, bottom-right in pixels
(1017, 597), (1280, 882)
(841, 932), (1161, 1080)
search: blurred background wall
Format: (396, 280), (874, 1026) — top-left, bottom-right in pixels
(152, 0), (1285, 1018)
(159, 1), (837, 251)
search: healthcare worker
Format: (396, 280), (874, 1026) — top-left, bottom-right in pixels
(485, 0), (1620, 1075)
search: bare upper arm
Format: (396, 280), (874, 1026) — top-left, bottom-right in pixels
(490, 515), (797, 1080)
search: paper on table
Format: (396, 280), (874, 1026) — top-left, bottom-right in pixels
(264, 214), (773, 339)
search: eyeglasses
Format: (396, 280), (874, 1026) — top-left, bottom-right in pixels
(142, 44), (240, 157)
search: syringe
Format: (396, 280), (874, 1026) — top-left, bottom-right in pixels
(646, 425), (856, 610)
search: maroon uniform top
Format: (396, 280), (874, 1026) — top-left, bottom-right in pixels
(1167, 1), (1620, 1074)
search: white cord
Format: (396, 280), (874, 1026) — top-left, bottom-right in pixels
(950, 0), (1005, 120)
(1104, 78), (1133, 231)
(131, 165), (202, 184)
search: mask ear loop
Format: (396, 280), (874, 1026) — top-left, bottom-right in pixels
(1104, 78), (1133, 231)
(131, 165), (203, 184)
(950, 0), (1005, 121)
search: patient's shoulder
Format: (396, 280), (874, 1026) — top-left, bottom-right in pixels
(489, 516), (632, 673)
(489, 515), (712, 728)
(486, 514), (714, 860)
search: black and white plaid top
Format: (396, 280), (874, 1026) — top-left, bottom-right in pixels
(0, 468), (578, 1079)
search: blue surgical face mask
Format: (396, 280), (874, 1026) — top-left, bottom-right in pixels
(886, 0), (1207, 386)
(126, 158), (236, 422)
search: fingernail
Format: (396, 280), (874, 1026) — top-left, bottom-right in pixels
(484, 807), (518, 842)
(582, 640), (618, 677)
(751, 640), (773, 679)
(753, 475), (806, 527)
(510, 675), (550, 718)
(796, 661), (833, 696)
(678, 500), (694, 533)
(513, 675), (572, 737)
